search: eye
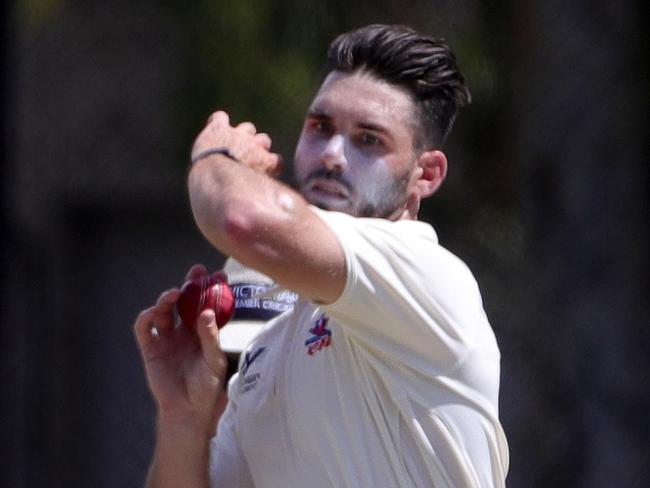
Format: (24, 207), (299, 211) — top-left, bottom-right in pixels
(308, 119), (334, 135)
(358, 132), (382, 147)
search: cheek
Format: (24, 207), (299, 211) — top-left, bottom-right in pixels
(349, 155), (393, 187)
(347, 158), (397, 208)
(293, 137), (317, 182)
(370, 158), (393, 178)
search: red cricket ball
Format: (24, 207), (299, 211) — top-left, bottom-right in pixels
(177, 271), (235, 330)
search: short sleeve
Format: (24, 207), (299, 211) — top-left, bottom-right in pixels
(312, 208), (489, 371)
(209, 396), (255, 488)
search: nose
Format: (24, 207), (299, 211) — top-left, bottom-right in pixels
(320, 134), (347, 172)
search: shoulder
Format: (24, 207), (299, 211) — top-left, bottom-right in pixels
(310, 207), (439, 257)
(312, 207), (474, 278)
(312, 206), (435, 235)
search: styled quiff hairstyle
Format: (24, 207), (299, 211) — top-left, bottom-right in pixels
(325, 24), (470, 149)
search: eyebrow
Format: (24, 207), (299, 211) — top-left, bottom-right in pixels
(306, 108), (330, 120)
(306, 108), (391, 135)
(357, 121), (390, 135)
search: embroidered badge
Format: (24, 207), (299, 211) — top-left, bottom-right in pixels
(242, 347), (266, 375)
(304, 313), (332, 356)
(240, 346), (266, 393)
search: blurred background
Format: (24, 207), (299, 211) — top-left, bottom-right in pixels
(1, 0), (647, 486)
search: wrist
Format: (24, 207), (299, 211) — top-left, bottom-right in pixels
(149, 414), (213, 488)
(156, 410), (216, 441)
(191, 147), (239, 165)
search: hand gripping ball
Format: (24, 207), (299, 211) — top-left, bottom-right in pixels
(177, 271), (235, 330)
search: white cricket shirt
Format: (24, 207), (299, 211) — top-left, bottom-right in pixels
(209, 208), (509, 487)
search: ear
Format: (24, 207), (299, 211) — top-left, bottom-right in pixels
(415, 150), (447, 199)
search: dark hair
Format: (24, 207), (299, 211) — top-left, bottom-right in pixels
(326, 24), (470, 149)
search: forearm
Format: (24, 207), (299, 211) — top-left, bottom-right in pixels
(187, 154), (345, 303)
(188, 154), (303, 264)
(145, 417), (214, 488)
(186, 109), (346, 301)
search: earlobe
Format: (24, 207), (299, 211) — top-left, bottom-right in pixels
(416, 150), (447, 198)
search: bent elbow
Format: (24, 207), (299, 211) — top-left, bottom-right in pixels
(190, 195), (255, 251)
(191, 185), (299, 264)
(221, 201), (256, 244)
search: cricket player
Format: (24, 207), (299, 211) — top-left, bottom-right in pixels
(135, 24), (509, 487)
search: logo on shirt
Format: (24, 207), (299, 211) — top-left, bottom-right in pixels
(304, 313), (332, 356)
(240, 346), (266, 394)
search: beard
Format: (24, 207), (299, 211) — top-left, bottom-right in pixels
(299, 167), (411, 220)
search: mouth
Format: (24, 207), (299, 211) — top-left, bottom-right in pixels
(306, 178), (351, 200)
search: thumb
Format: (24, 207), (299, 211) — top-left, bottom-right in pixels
(196, 309), (228, 379)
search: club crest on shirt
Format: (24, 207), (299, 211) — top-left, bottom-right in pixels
(240, 346), (266, 394)
(304, 312), (332, 356)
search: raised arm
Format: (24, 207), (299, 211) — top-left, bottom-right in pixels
(188, 111), (346, 304)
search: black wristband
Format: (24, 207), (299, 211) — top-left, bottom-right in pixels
(191, 147), (239, 165)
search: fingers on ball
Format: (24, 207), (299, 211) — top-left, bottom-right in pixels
(134, 306), (158, 346)
(185, 263), (208, 281)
